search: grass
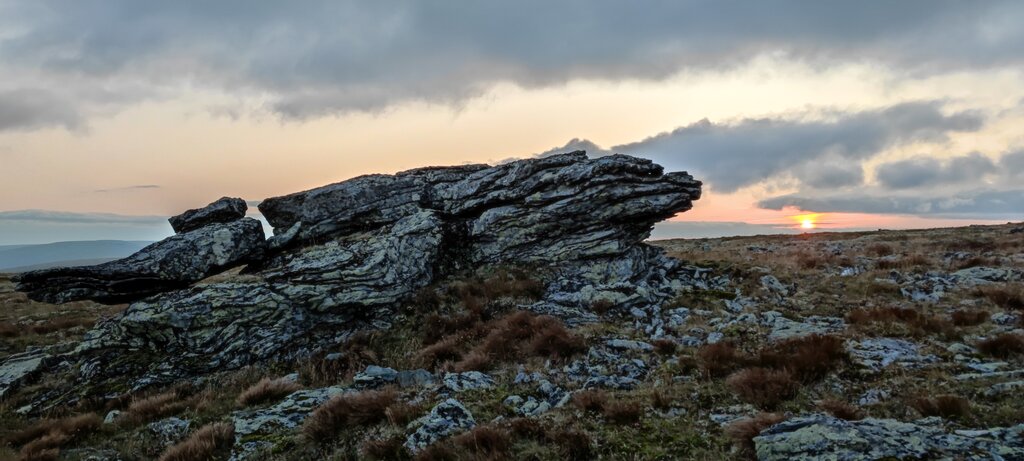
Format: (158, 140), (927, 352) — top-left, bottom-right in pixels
(976, 333), (1024, 359)
(912, 395), (971, 421)
(725, 413), (787, 459)
(303, 388), (399, 443)
(7, 413), (101, 461)
(157, 423), (234, 461)
(726, 368), (800, 409)
(236, 377), (302, 407)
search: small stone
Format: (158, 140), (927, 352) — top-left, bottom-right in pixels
(442, 372), (495, 392)
(148, 417), (191, 445)
(405, 399), (476, 453)
(168, 196), (248, 234)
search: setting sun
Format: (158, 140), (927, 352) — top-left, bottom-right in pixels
(801, 218), (814, 229)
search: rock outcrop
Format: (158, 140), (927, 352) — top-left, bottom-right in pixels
(168, 196), (248, 233)
(14, 218), (266, 304)
(754, 414), (1024, 460)
(8, 152), (702, 405)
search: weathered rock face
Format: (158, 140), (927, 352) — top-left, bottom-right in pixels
(14, 218), (267, 304)
(754, 414), (1024, 460)
(168, 196), (248, 233)
(9, 152), (702, 405)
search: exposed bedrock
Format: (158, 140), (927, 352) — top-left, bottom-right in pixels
(168, 196), (248, 233)
(13, 218), (266, 304)
(8, 152), (703, 405)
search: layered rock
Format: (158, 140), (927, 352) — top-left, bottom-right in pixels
(754, 414), (1024, 460)
(9, 151), (702, 404)
(168, 196), (248, 233)
(14, 218), (266, 304)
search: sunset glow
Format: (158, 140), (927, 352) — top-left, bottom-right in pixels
(801, 218), (814, 230)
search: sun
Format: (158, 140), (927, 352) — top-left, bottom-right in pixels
(801, 218), (815, 229)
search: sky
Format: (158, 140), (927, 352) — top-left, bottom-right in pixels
(0, 1), (1022, 245)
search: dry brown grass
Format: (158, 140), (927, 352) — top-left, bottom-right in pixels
(912, 395), (971, 420)
(303, 388), (399, 442)
(651, 339), (677, 355)
(123, 391), (189, 425)
(548, 429), (593, 460)
(980, 285), (1024, 310)
(589, 298), (615, 316)
(818, 399), (865, 420)
(698, 342), (748, 378)
(602, 400), (643, 425)
(236, 377), (302, 407)
(450, 425), (512, 458)
(157, 422), (234, 461)
(571, 389), (609, 413)
(298, 332), (380, 385)
(362, 436), (409, 460)
(951, 309), (990, 326)
(726, 368), (800, 409)
(865, 243), (895, 257)
(847, 307), (956, 338)
(8, 413), (101, 461)
(756, 334), (847, 383)
(420, 310), (585, 372)
(725, 413), (787, 459)
(385, 402), (424, 428)
(976, 333), (1024, 359)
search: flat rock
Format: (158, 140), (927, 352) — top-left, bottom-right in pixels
(231, 386), (347, 460)
(0, 349), (47, 399)
(14, 218), (266, 304)
(168, 196), (247, 233)
(846, 338), (939, 372)
(754, 414), (1024, 460)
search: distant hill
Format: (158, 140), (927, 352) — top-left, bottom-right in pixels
(0, 240), (151, 272)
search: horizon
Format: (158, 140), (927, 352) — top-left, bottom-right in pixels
(2, 2), (1023, 244)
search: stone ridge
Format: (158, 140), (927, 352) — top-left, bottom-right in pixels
(6, 151), (704, 407)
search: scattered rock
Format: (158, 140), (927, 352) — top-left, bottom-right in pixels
(846, 338), (938, 371)
(760, 275), (788, 296)
(168, 196), (248, 234)
(985, 380), (1024, 397)
(604, 339), (654, 352)
(148, 417), (191, 445)
(442, 372), (495, 393)
(764, 312), (844, 341)
(857, 389), (890, 406)
(754, 414), (1024, 460)
(405, 399), (476, 453)
(231, 386), (347, 459)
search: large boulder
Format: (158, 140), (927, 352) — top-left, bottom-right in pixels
(14, 218), (266, 304)
(168, 196), (248, 233)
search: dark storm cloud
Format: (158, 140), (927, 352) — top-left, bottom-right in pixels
(0, 89), (82, 132)
(0, 1), (1021, 123)
(565, 101), (981, 193)
(875, 153), (998, 189)
(758, 189), (1024, 219)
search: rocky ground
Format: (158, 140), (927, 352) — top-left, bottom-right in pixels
(0, 154), (1022, 460)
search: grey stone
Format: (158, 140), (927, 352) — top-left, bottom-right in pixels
(442, 371), (495, 392)
(605, 339), (655, 352)
(857, 389), (890, 406)
(985, 380), (1024, 397)
(148, 417), (191, 445)
(353, 365), (399, 388)
(405, 399), (476, 453)
(847, 338), (938, 371)
(231, 386), (347, 460)
(168, 196), (247, 234)
(14, 218), (266, 304)
(754, 414), (1024, 460)
(0, 349), (47, 399)
(103, 410), (121, 424)
(766, 315), (844, 341)
(760, 275), (788, 296)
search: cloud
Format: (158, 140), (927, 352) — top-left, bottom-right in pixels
(0, 1), (1022, 123)
(758, 189), (1024, 219)
(538, 101), (982, 193)
(93, 184), (161, 193)
(0, 209), (167, 225)
(0, 89), (83, 132)
(875, 153), (997, 189)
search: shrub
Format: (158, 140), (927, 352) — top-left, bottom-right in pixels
(698, 342), (748, 378)
(236, 377), (301, 407)
(725, 413), (786, 459)
(650, 390), (673, 411)
(977, 333), (1024, 359)
(303, 388), (398, 442)
(0, 321), (20, 337)
(818, 399), (865, 420)
(590, 298), (615, 316)
(386, 402), (424, 428)
(158, 423), (235, 461)
(951, 310), (989, 326)
(726, 368), (800, 409)
(602, 400), (643, 425)
(550, 429), (593, 460)
(124, 391), (189, 424)
(524, 316), (586, 359)
(912, 395), (971, 420)
(571, 390), (608, 413)
(847, 307), (956, 339)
